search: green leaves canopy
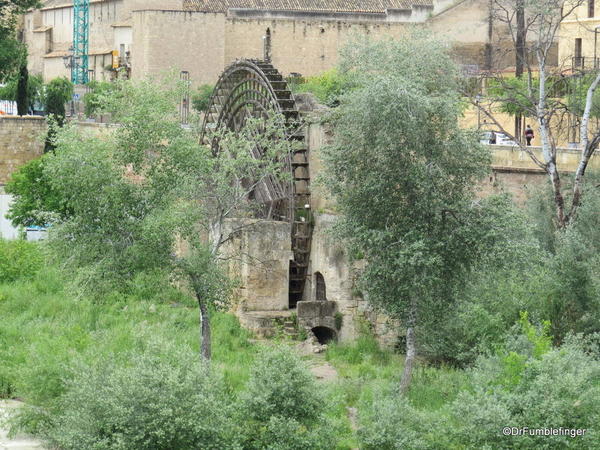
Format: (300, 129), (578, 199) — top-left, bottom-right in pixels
(322, 34), (500, 331)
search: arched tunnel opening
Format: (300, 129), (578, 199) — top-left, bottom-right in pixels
(312, 326), (337, 345)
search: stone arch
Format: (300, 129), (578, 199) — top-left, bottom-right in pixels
(312, 326), (336, 344)
(315, 271), (327, 301)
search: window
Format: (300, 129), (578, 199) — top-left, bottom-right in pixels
(575, 38), (583, 67)
(315, 272), (327, 301)
(589, 0), (595, 18)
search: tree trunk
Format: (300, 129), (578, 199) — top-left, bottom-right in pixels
(548, 161), (567, 228)
(16, 64), (28, 116)
(400, 306), (416, 395)
(198, 297), (211, 361)
(514, 0), (525, 141)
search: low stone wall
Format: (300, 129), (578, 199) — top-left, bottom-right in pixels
(0, 116), (46, 185)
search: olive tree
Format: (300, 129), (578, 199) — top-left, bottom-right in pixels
(322, 35), (503, 393)
(41, 77), (293, 360)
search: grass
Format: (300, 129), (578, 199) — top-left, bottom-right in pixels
(0, 264), (258, 404)
(0, 240), (475, 448)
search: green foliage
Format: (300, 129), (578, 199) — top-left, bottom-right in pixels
(247, 416), (334, 450)
(321, 35), (501, 361)
(334, 311), (343, 331)
(358, 392), (449, 450)
(0, 264), (256, 403)
(417, 195), (546, 365)
(241, 346), (324, 425)
(43, 77), (73, 122)
(191, 83), (213, 112)
(0, 239), (43, 283)
(451, 335), (600, 449)
(83, 80), (116, 117)
(488, 76), (539, 117)
(5, 155), (71, 227)
(290, 69), (351, 106)
(240, 346), (333, 448)
(0, 73), (43, 111)
(0, 2), (39, 82)
(44, 343), (239, 450)
(39, 76), (292, 306)
(567, 74), (600, 118)
(525, 180), (600, 343)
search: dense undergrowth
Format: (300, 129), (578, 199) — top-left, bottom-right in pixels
(1, 240), (600, 449)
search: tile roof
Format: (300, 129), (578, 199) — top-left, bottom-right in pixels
(183, 1), (433, 14)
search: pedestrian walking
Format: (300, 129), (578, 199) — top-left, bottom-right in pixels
(525, 125), (534, 146)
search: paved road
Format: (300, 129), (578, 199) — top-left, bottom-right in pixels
(0, 400), (45, 450)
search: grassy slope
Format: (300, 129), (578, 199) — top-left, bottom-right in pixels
(0, 261), (467, 448)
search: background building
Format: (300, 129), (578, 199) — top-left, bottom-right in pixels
(22, 0), (538, 86)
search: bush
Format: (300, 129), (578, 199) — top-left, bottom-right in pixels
(249, 416), (334, 450)
(44, 344), (240, 450)
(241, 346), (324, 425)
(358, 393), (449, 450)
(290, 69), (351, 106)
(43, 77), (73, 123)
(450, 329), (600, 449)
(191, 84), (214, 112)
(5, 155), (71, 227)
(83, 81), (116, 117)
(0, 239), (43, 283)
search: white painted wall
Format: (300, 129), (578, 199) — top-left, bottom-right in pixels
(0, 194), (18, 240)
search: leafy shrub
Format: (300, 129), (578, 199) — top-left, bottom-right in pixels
(241, 346), (324, 425)
(451, 331), (600, 449)
(0, 73), (43, 111)
(290, 69), (351, 106)
(44, 344), (239, 450)
(249, 416), (334, 450)
(83, 80), (116, 117)
(239, 346), (334, 448)
(358, 393), (449, 450)
(5, 155), (71, 227)
(191, 84), (214, 112)
(0, 239), (43, 283)
(43, 77), (73, 123)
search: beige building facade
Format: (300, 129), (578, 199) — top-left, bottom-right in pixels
(22, 0), (533, 87)
(559, 1), (600, 70)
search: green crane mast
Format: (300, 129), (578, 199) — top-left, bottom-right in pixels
(72, 0), (90, 84)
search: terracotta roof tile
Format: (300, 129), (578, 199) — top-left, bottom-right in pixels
(183, 0), (433, 14)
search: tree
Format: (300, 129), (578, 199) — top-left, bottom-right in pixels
(43, 77), (73, 124)
(322, 35), (503, 393)
(190, 84), (213, 113)
(4, 155), (72, 227)
(473, 0), (596, 229)
(38, 77), (293, 361)
(42, 77), (73, 151)
(0, 72), (42, 111)
(0, 1), (40, 113)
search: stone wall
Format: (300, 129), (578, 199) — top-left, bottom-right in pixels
(221, 218), (293, 312)
(224, 17), (409, 77)
(0, 116), (46, 185)
(131, 10), (226, 86)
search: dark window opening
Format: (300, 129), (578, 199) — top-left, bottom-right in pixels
(264, 28), (271, 62)
(574, 38), (583, 67)
(589, 0), (595, 18)
(315, 272), (327, 301)
(312, 326), (336, 344)
(289, 261), (304, 309)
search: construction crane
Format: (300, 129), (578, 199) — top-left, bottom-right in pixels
(71, 0), (90, 84)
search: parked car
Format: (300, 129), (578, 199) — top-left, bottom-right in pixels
(480, 130), (518, 146)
